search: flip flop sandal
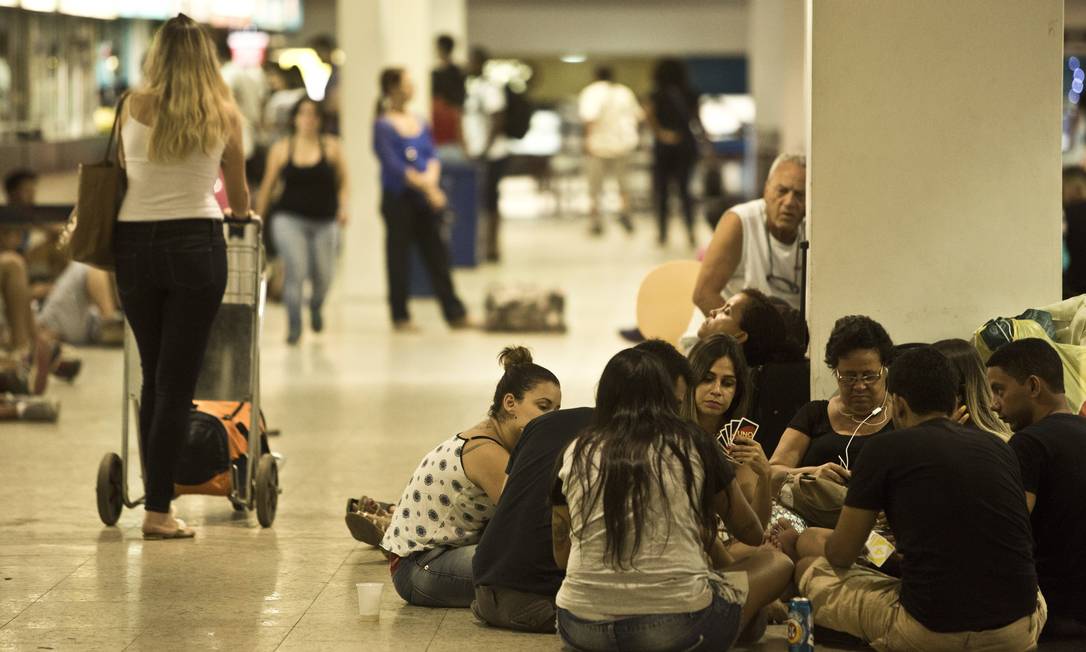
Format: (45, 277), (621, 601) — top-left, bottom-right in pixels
(346, 495), (394, 515)
(345, 511), (386, 547)
(143, 518), (196, 540)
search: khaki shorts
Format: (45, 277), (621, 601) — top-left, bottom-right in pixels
(586, 154), (632, 206)
(799, 558), (1047, 651)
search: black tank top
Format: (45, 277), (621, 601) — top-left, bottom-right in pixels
(276, 138), (338, 220)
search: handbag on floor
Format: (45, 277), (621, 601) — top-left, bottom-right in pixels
(484, 285), (566, 333)
(66, 94), (129, 270)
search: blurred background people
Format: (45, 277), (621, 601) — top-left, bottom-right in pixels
(310, 34), (340, 135)
(646, 58), (705, 247)
(373, 67), (468, 331)
(464, 48), (510, 262)
(431, 34), (467, 158)
(578, 65), (642, 237)
(256, 97), (348, 345)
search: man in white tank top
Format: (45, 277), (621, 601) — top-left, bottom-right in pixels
(693, 153), (806, 313)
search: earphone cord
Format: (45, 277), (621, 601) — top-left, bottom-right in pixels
(839, 408), (880, 470)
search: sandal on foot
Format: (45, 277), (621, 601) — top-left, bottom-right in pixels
(143, 518), (196, 540)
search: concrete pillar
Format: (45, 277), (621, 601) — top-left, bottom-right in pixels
(805, 0), (1064, 395)
(336, 0), (384, 289)
(337, 0), (436, 291)
(379, 0), (432, 114)
(748, 0), (805, 183)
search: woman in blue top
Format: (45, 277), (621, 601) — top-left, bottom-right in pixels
(373, 68), (468, 331)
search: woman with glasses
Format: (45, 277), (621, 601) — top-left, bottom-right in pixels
(768, 315), (895, 485)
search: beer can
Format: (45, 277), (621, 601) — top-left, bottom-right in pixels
(786, 597), (814, 651)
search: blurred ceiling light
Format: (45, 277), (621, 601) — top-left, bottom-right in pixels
(560, 54), (587, 64)
(276, 48), (331, 101)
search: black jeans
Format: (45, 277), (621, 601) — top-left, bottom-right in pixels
(483, 157), (509, 260)
(114, 219), (227, 514)
(653, 143), (696, 242)
(380, 189), (466, 324)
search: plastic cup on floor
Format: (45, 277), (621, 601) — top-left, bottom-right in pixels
(356, 582), (383, 621)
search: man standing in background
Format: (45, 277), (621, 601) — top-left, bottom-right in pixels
(431, 34), (466, 157)
(463, 48), (509, 263)
(578, 66), (642, 236)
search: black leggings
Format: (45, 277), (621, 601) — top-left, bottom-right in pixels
(380, 189), (466, 324)
(114, 219), (227, 514)
(653, 144), (696, 241)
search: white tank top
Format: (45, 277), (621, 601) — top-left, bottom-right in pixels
(723, 198), (804, 310)
(117, 106), (225, 222)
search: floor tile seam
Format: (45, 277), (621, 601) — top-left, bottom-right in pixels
(272, 545), (356, 650)
(2, 554), (96, 630)
(424, 610), (450, 652)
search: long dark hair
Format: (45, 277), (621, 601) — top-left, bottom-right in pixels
(566, 348), (726, 568)
(288, 96), (325, 135)
(682, 334), (751, 430)
(488, 346), (559, 421)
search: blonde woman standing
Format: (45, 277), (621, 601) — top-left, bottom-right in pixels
(114, 14), (251, 539)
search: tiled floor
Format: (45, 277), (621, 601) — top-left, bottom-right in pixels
(3, 204), (814, 651)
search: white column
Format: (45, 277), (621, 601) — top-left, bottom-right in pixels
(806, 0), (1064, 395)
(379, 0), (432, 114)
(748, 0), (805, 155)
(336, 0), (384, 288)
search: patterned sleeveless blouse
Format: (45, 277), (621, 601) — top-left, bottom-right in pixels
(381, 433), (499, 557)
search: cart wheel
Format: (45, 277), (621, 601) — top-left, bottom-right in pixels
(96, 453), (124, 526)
(254, 453), (278, 527)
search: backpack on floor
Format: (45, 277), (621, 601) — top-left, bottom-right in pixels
(175, 401), (268, 496)
(484, 285), (566, 333)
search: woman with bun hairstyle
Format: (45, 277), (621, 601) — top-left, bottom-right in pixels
(380, 346), (561, 607)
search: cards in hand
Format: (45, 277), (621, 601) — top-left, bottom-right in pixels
(716, 418), (760, 450)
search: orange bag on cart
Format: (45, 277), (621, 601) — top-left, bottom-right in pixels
(973, 295), (1086, 416)
(174, 400), (267, 497)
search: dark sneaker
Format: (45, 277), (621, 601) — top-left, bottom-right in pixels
(311, 311), (324, 333)
(52, 358), (82, 382)
(618, 213), (634, 234)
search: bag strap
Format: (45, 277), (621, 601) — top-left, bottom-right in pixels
(103, 93), (130, 164)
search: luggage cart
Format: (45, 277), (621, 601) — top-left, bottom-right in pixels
(95, 217), (280, 528)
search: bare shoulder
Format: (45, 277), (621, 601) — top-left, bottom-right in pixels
(322, 135), (343, 156)
(126, 91), (155, 123)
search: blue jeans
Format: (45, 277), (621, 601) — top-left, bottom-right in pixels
(557, 590), (743, 652)
(113, 219), (227, 513)
(391, 545), (476, 608)
(270, 212), (337, 339)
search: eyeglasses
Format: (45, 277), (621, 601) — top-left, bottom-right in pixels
(833, 368), (885, 386)
(764, 222), (801, 295)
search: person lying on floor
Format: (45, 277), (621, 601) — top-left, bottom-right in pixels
(552, 346), (793, 652)
(770, 315), (896, 485)
(470, 339), (693, 634)
(694, 287), (801, 366)
(988, 338), (1086, 640)
(378, 346), (560, 608)
(786, 345), (1045, 652)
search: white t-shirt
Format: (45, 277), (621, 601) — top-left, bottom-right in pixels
(462, 76), (510, 160)
(555, 442), (736, 619)
(723, 198), (804, 310)
(578, 81), (642, 158)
